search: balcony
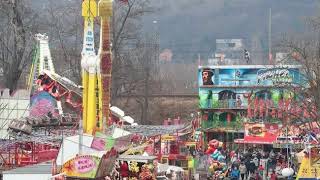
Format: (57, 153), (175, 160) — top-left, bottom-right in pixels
(200, 99), (247, 110)
(201, 120), (243, 131)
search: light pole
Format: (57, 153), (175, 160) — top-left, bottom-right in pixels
(153, 20), (160, 66)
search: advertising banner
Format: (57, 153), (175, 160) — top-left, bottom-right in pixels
(91, 132), (115, 151)
(243, 123), (280, 144)
(198, 66), (300, 87)
(91, 132), (136, 153)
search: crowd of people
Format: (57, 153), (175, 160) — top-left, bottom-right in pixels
(206, 147), (297, 180)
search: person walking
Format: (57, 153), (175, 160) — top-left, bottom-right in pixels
(270, 170), (277, 180)
(239, 163), (246, 180)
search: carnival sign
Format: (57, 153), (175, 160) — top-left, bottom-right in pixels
(243, 123), (280, 144)
(74, 157), (96, 173)
(257, 68), (292, 85)
(61, 155), (101, 178)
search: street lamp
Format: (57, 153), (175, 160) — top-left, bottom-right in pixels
(152, 20), (160, 66)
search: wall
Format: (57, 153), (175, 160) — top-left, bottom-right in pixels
(3, 174), (52, 180)
(0, 89), (30, 138)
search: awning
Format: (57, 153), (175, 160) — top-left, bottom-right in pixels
(117, 155), (157, 163)
(157, 163), (184, 173)
(234, 138), (273, 144)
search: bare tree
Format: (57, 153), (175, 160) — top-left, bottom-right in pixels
(281, 17), (320, 125)
(43, 0), (156, 123)
(0, 0), (38, 94)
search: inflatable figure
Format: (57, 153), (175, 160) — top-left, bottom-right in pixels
(206, 140), (228, 178)
(211, 149), (221, 160)
(206, 139), (220, 154)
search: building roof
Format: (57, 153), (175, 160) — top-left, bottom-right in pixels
(3, 161), (52, 174)
(122, 124), (188, 136)
(117, 155), (157, 163)
(199, 64), (302, 69)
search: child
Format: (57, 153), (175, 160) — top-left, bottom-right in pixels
(230, 167), (240, 180)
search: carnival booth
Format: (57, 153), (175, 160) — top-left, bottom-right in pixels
(157, 163), (184, 179)
(159, 133), (197, 179)
(54, 128), (137, 179)
(117, 154), (157, 180)
(61, 150), (117, 179)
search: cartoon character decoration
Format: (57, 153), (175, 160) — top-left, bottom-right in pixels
(206, 139), (227, 177)
(205, 139), (220, 155)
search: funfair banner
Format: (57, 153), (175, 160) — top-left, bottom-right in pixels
(242, 123), (280, 144)
(61, 155), (101, 178)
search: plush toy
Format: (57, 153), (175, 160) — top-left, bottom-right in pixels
(129, 161), (140, 173)
(211, 149), (221, 160)
(217, 154), (226, 163)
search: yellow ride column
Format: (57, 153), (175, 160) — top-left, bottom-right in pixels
(81, 0), (97, 134)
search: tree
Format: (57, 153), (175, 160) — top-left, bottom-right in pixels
(44, 0), (156, 123)
(0, 0), (38, 94)
(281, 17), (320, 125)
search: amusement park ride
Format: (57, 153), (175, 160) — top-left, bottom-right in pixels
(1, 0), (134, 170)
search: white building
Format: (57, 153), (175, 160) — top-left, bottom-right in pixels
(209, 39), (246, 65)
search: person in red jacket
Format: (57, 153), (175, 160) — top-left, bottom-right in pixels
(270, 170), (277, 180)
(120, 161), (129, 180)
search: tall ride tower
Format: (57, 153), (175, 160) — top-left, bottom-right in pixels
(81, 0), (113, 134)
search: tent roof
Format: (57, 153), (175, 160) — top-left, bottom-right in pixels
(122, 124), (188, 136)
(117, 155), (157, 163)
(157, 163), (184, 172)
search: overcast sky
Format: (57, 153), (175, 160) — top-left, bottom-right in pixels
(143, 0), (319, 61)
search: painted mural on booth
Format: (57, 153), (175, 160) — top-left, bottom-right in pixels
(198, 66), (303, 110)
(30, 91), (58, 117)
(61, 155), (101, 178)
(198, 66), (301, 87)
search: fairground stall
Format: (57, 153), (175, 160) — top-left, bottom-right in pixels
(198, 65), (304, 149)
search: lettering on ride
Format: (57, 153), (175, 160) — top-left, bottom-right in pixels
(257, 69), (292, 84)
(74, 157), (96, 173)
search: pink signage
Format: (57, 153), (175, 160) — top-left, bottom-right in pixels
(74, 157), (96, 173)
(91, 138), (106, 151)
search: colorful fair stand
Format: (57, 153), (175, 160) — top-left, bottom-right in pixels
(61, 149), (117, 179)
(62, 155), (101, 178)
